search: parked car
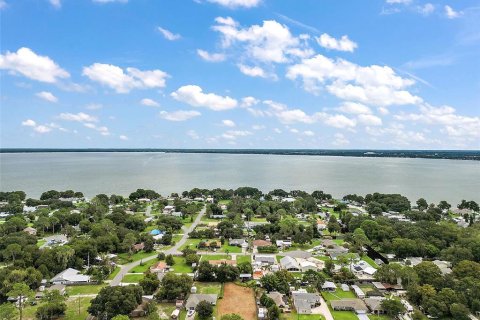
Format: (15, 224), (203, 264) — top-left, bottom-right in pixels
(187, 310), (195, 317)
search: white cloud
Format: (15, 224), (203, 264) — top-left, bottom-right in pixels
(445, 5), (462, 19)
(207, 0), (261, 9)
(252, 124), (265, 130)
(324, 114), (357, 129)
(316, 33), (357, 52)
(287, 54), (421, 106)
(333, 133), (349, 146)
(197, 49), (226, 62)
(119, 135), (128, 140)
(82, 63), (168, 93)
(336, 102), (371, 114)
(222, 130), (252, 140)
(140, 98), (160, 107)
(22, 119), (36, 127)
(241, 96), (259, 107)
(84, 123), (110, 136)
(357, 114), (383, 126)
(157, 27), (181, 41)
(92, 0), (128, 3)
(36, 91), (58, 103)
(303, 130), (314, 136)
(222, 119), (236, 127)
(187, 130), (200, 140)
(0, 47), (70, 83)
(238, 64), (268, 78)
(49, 0), (61, 8)
(0, 1), (7, 10)
(418, 3), (435, 15)
(58, 112), (98, 123)
(86, 103), (103, 110)
(274, 128), (282, 134)
(159, 110), (201, 121)
(171, 85), (237, 111)
(212, 17), (312, 64)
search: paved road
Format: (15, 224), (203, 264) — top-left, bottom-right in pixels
(110, 205), (206, 286)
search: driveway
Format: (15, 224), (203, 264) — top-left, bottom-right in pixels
(313, 296), (334, 320)
(110, 205), (206, 286)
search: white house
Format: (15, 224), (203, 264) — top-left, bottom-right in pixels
(51, 268), (91, 285)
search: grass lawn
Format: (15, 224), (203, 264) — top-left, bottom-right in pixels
(322, 290), (356, 301)
(220, 244), (242, 253)
(369, 316), (392, 320)
(281, 311), (325, 320)
(218, 200), (231, 205)
(122, 273), (145, 283)
(171, 256), (193, 273)
(179, 238), (204, 251)
(315, 255), (331, 261)
(201, 254), (231, 261)
(36, 239), (46, 247)
(251, 216), (267, 222)
(284, 239), (323, 251)
(117, 251), (157, 264)
(156, 302), (177, 319)
(64, 297), (92, 320)
(330, 311), (358, 320)
(107, 266), (121, 280)
(333, 239), (345, 245)
(194, 282), (222, 294)
(362, 255), (379, 268)
(131, 258), (159, 273)
(182, 214), (198, 228)
(66, 284), (106, 295)
(236, 255), (251, 264)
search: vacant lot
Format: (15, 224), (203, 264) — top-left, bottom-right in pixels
(218, 283), (256, 320)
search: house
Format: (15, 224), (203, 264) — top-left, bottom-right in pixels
(150, 229), (163, 236)
(23, 227), (37, 236)
(132, 243), (145, 252)
(172, 212), (183, 218)
(351, 285), (365, 299)
(321, 281), (337, 291)
(330, 299), (368, 313)
(51, 268), (91, 285)
(137, 198), (151, 203)
(36, 284), (66, 299)
(239, 273), (252, 281)
(276, 240), (292, 249)
(150, 261), (169, 273)
(258, 307), (267, 319)
(365, 297), (386, 314)
(280, 256), (301, 272)
(283, 250), (312, 259)
(185, 294), (217, 310)
(254, 255), (276, 266)
(229, 239), (247, 247)
(211, 214), (226, 219)
(220, 204), (228, 211)
(163, 205), (175, 214)
(432, 260), (452, 275)
(291, 291), (321, 314)
(267, 292), (289, 310)
(341, 284), (349, 292)
(404, 257), (423, 266)
(253, 239), (272, 248)
(316, 220), (327, 231)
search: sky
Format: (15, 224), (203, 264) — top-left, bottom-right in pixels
(1, 0), (479, 149)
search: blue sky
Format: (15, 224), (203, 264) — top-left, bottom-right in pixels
(1, 0), (479, 149)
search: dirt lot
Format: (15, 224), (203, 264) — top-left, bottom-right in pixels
(218, 283), (257, 320)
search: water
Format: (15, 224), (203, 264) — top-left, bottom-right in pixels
(0, 152), (479, 204)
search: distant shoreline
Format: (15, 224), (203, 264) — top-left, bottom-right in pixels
(1, 148), (479, 161)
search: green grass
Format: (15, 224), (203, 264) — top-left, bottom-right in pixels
(194, 282), (222, 294)
(322, 290), (356, 301)
(117, 250), (157, 264)
(179, 238), (204, 251)
(236, 255), (251, 264)
(66, 284), (106, 295)
(131, 258), (159, 273)
(220, 244), (242, 253)
(333, 239), (345, 245)
(64, 297), (91, 320)
(201, 254), (231, 261)
(122, 273), (145, 283)
(284, 239), (323, 251)
(361, 255), (379, 268)
(314, 255), (331, 261)
(171, 256), (193, 273)
(36, 239), (46, 247)
(107, 266), (121, 280)
(330, 311), (358, 320)
(218, 200), (231, 205)
(281, 311), (325, 320)
(251, 217), (267, 222)
(156, 302), (177, 319)
(369, 316), (392, 320)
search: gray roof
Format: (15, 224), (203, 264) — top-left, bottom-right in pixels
(51, 268), (90, 283)
(267, 292), (287, 307)
(365, 297), (386, 312)
(185, 294), (218, 309)
(292, 292), (321, 305)
(280, 256), (300, 271)
(254, 255), (276, 264)
(331, 299), (368, 312)
(322, 281), (337, 290)
(283, 250), (312, 259)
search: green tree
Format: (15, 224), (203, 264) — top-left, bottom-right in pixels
(0, 303), (18, 320)
(195, 301), (213, 319)
(7, 283), (34, 320)
(165, 254), (175, 266)
(381, 299), (406, 317)
(327, 216), (341, 234)
(35, 290), (67, 320)
(88, 286), (143, 320)
(416, 198), (428, 211)
(139, 272), (160, 295)
(155, 273), (192, 300)
(111, 315), (130, 320)
(221, 314), (244, 320)
(414, 261), (442, 286)
(267, 305), (280, 320)
(449, 303), (470, 320)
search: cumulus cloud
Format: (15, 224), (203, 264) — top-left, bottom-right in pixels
(336, 102), (371, 114)
(49, 0), (61, 8)
(0, 47), (70, 83)
(357, 114), (383, 126)
(84, 123), (110, 136)
(241, 96), (259, 108)
(187, 130), (200, 140)
(222, 130), (252, 140)
(333, 133), (349, 146)
(316, 33), (357, 52)
(197, 49), (226, 62)
(207, 0), (261, 9)
(82, 63), (168, 93)
(171, 85), (237, 111)
(36, 91), (58, 103)
(287, 54), (421, 106)
(445, 5), (462, 19)
(140, 98), (160, 107)
(159, 110), (201, 121)
(58, 112), (98, 123)
(119, 135), (128, 140)
(303, 130), (314, 136)
(157, 27), (181, 41)
(212, 17), (312, 64)
(418, 3), (435, 15)
(86, 103), (103, 110)
(238, 64), (268, 78)
(222, 119), (236, 127)
(21, 119), (53, 133)
(324, 114), (357, 129)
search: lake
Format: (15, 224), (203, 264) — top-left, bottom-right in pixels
(1, 152), (479, 204)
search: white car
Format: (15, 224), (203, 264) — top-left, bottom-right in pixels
(187, 310), (195, 317)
